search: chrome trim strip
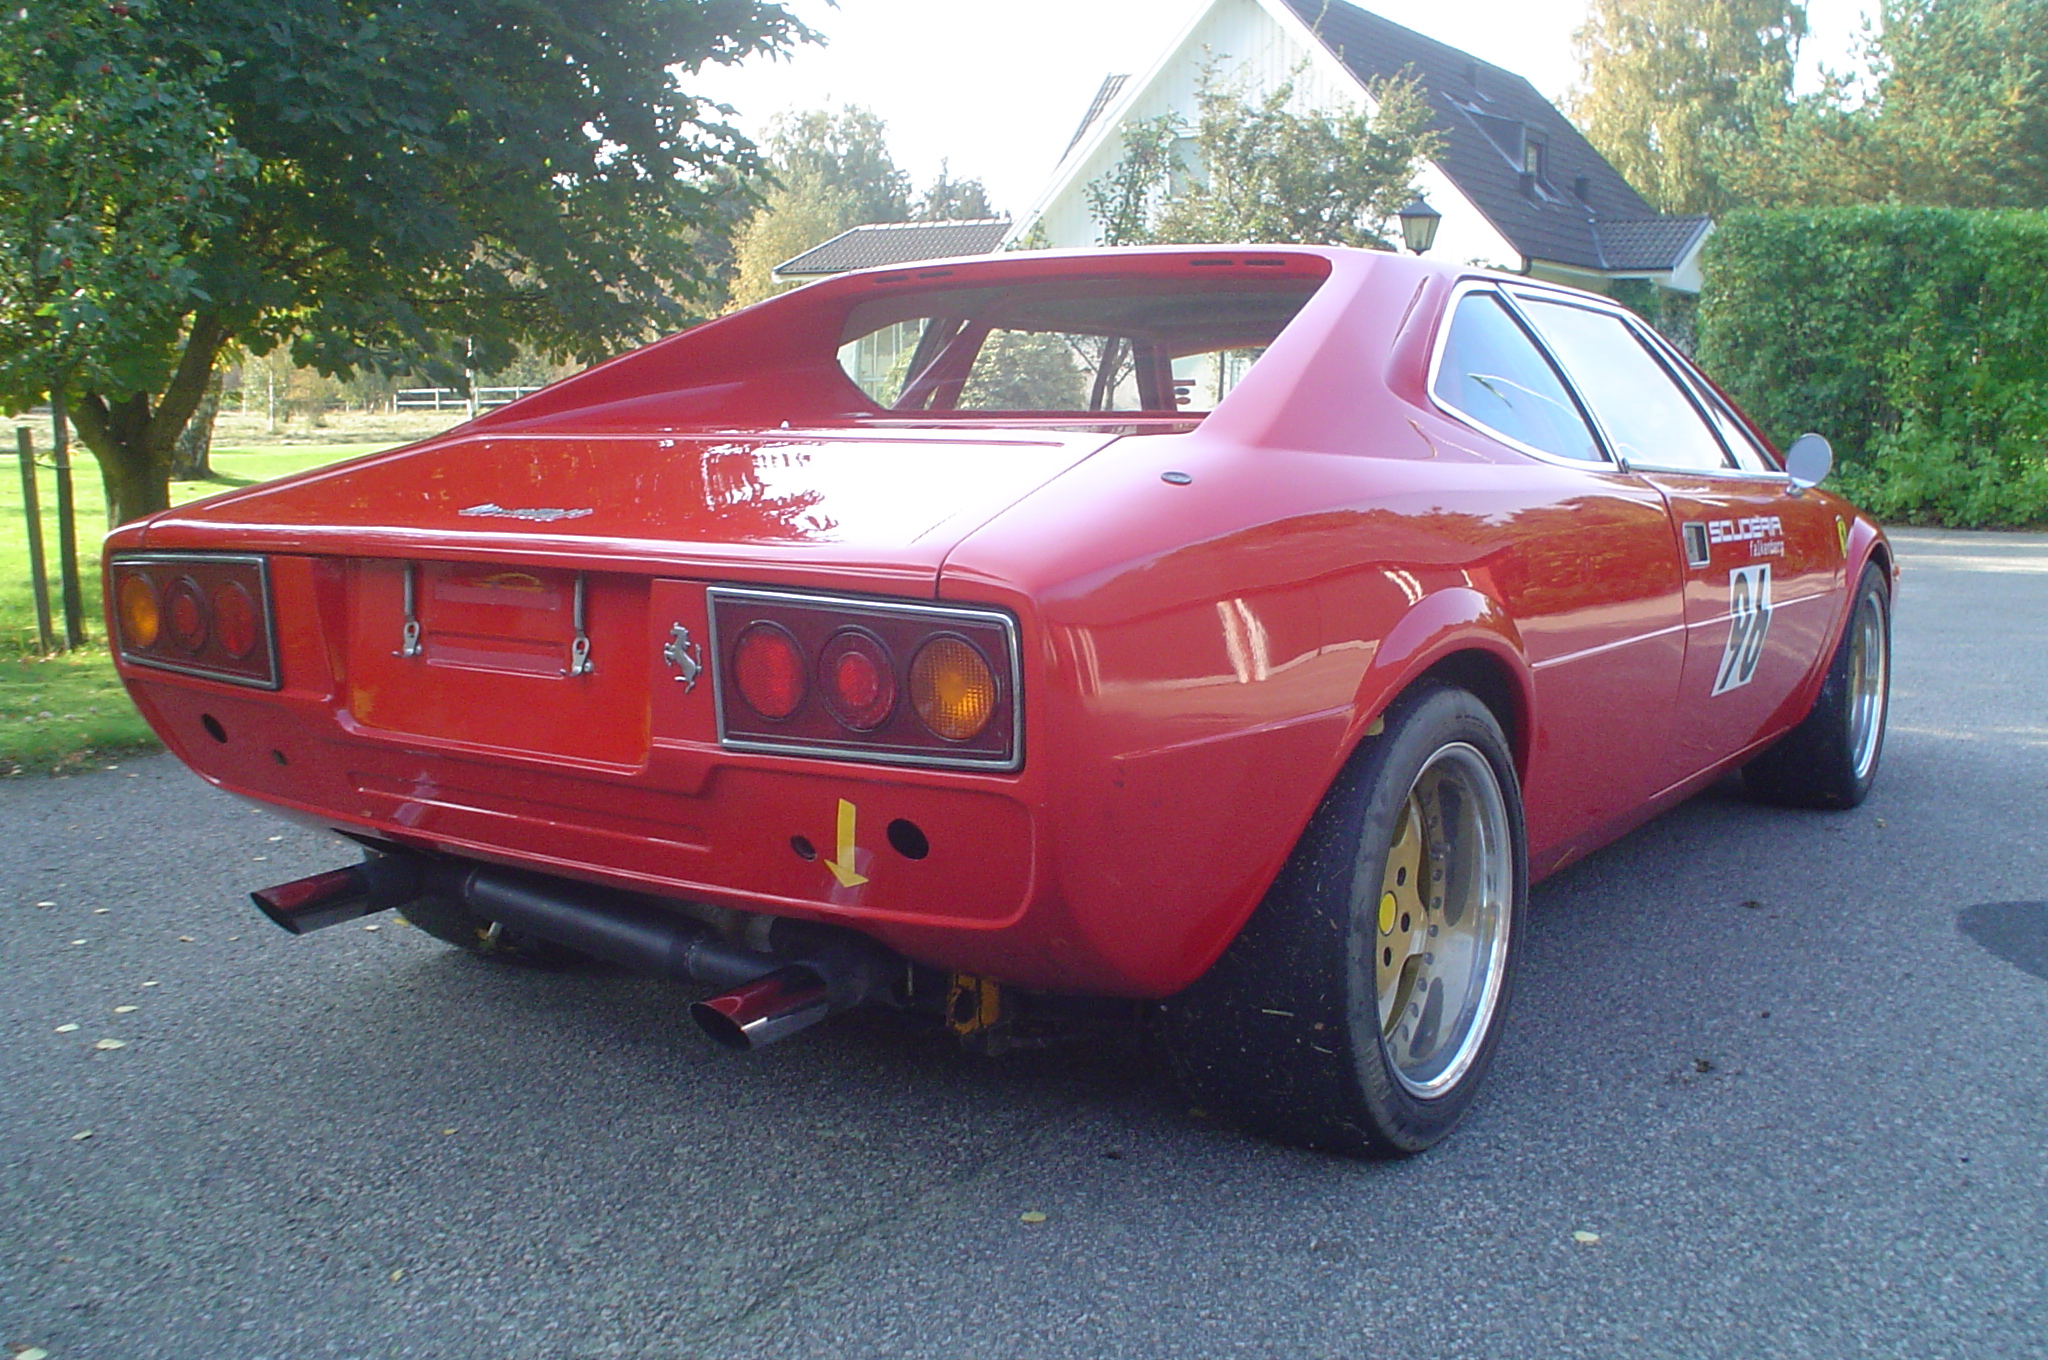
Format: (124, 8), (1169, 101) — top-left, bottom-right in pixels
(1529, 621), (1688, 671)
(109, 551), (282, 691)
(705, 585), (1024, 774)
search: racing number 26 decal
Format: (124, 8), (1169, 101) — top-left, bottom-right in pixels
(1712, 564), (1775, 696)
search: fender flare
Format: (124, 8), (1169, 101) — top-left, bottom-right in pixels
(1783, 514), (1894, 719)
(1343, 585), (1536, 774)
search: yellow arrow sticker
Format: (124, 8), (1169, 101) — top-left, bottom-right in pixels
(826, 798), (868, 888)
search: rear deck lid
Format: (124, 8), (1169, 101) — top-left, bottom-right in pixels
(142, 427), (1118, 590)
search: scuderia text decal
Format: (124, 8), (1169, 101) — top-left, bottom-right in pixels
(1713, 564), (1775, 695)
(1707, 514), (1785, 559)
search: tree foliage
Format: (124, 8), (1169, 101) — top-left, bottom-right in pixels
(728, 106), (1001, 308)
(0, 0), (814, 523)
(0, 1), (252, 449)
(1083, 115), (1181, 247)
(728, 106), (911, 307)
(1084, 73), (1439, 250)
(915, 161), (996, 222)
(1155, 75), (1441, 248)
(1567, 0), (1807, 216)
(1717, 0), (2048, 209)
(1698, 207), (2048, 527)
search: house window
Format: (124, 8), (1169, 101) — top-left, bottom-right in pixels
(1526, 141), (1547, 183)
(1169, 136), (1204, 197)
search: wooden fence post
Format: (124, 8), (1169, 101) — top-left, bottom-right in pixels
(50, 394), (85, 647)
(16, 426), (56, 654)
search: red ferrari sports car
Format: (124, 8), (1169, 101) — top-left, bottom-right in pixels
(105, 245), (1893, 1156)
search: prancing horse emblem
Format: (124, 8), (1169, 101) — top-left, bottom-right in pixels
(663, 623), (703, 691)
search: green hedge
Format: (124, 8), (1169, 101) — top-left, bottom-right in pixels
(1698, 207), (2048, 528)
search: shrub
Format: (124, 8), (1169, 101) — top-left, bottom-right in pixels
(1698, 207), (2048, 528)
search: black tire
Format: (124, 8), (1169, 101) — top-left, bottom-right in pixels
(1162, 683), (1529, 1158)
(1742, 561), (1891, 810)
(397, 893), (586, 967)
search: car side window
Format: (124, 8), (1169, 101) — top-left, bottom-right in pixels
(1514, 298), (1733, 471)
(1667, 358), (1779, 474)
(1432, 293), (1604, 462)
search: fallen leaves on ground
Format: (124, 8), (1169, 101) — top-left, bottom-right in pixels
(93, 1038), (125, 1050)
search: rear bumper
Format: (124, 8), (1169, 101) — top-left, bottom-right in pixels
(116, 666), (1121, 987)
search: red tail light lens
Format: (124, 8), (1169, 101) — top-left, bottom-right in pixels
(733, 622), (806, 720)
(710, 587), (1019, 771)
(108, 555), (279, 689)
(213, 581), (260, 660)
(164, 578), (208, 653)
(819, 630), (896, 731)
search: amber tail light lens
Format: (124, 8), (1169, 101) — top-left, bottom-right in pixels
(709, 587), (1020, 772)
(910, 637), (996, 741)
(117, 574), (161, 650)
(109, 555), (279, 689)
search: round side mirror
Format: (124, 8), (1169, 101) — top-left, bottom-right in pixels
(1785, 433), (1833, 495)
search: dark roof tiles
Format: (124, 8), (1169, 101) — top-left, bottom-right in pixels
(1278, 0), (1705, 274)
(775, 219), (1013, 277)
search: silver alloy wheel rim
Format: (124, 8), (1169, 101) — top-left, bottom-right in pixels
(1847, 586), (1889, 782)
(1368, 742), (1515, 1099)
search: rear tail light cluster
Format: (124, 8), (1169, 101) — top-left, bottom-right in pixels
(109, 554), (279, 689)
(710, 587), (1020, 771)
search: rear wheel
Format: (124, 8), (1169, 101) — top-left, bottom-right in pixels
(398, 894), (585, 966)
(1163, 683), (1528, 1157)
(1743, 561), (1891, 809)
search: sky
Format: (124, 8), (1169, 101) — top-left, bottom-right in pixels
(689, 0), (1880, 218)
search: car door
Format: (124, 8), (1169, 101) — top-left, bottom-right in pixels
(1510, 292), (1839, 790)
(1424, 286), (1688, 864)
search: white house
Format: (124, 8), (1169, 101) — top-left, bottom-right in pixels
(1014, 0), (1712, 294)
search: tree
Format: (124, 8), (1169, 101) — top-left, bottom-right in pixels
(728, 107), (1002, 307)
(916, 161), (996, 221)
(1568, 0), (1808, 215)
(0, 0), (815, 524)
(1, 0), (254, 506)
(1084, 72), (1441, 250)
(1717, 0), (2048, 209)
(762, 105), (913, 224)
(1083, 115), (1180, 246)
(728, 106), (913, 307)
(1152, 74), (1441, 248)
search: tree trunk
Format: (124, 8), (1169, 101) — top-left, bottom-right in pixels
(89, 433), (175, 526)
(169, 371), (225, 480)
(69, 310), (231, 526)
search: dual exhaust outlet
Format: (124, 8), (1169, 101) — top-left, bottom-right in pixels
(251, 852), (886, 1051)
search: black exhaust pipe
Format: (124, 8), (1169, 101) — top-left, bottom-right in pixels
(252, 852), (886, 1047)
(251, 853), (423, 934)
(442, 861), (786, 989)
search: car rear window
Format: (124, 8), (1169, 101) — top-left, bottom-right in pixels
(836, 276), (1324, 416)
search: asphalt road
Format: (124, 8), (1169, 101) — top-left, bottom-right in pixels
(5, 528), (2045, 1360)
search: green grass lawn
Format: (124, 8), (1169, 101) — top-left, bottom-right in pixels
(2, 438), (384, 774)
